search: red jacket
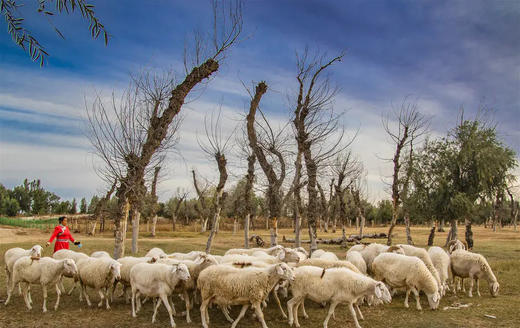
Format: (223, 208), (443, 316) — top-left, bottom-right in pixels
(48, 225), (75, 253)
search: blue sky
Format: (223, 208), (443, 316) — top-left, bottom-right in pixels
(0, 0), (518, 202)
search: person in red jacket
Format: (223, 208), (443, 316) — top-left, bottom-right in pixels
(46, 216), (80, 253)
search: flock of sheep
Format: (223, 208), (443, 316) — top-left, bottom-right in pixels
(3, 240), (499, 328)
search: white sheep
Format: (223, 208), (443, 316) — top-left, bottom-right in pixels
(157, 253), (218, 323)
(76, 257), (121, 309)
(287, 266), (391, 328)
(116, 256), (158, 303)
(145, 247), (167, 258)
(5, 256), (77, 312)
(398, 244), (443, 295)
(221, 254), (280, 265)
(4, 245), (43, 302)
(53, 249), (89, 296)
(372, 252), (440, 310)
(130, 262), (190, 328)
(168, 250), (206, 260)
(346, 243), (404, 273)
(91, 250), (112, 259)
(224, 245), (284, 257)
(297, 258), (362, 274)
(450, 249), (499, 297)
(197, 262), (294, 328)
(428, 246), (451, 296)
(345, 251), (367, 275)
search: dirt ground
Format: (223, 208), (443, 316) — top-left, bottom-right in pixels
(0, 224), (519, 328)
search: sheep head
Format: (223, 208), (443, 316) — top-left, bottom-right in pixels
(31, 245), (43, 258)
(426, 291), (440, 310)
(490, 282), (499, 297)
(110, 261), (122, 281)
(274, 263), (295, 282)
(374, 282), (392, 303)
(173, 263), (191, 281)
(63, 259), (78, 277)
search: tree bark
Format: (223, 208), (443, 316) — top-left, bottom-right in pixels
(149, 166), (160, 237)
(427, 225), (435, 246)
(246, 82), (285, 246)
(113, 198), (129, 259)
(151, 215), (158, 237)
(205, 152), (228, 253)
(244, 214), (250, 248)
(131, 207), (140, 254)
(445, 219), (458, 246)
(465, 219), (473, 250)
(404, 214), (414, 245)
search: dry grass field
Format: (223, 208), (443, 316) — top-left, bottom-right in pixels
(0, 224), (519, 328)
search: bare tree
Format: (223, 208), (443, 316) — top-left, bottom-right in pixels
(292, 49), (345, 254)
(236, 127), (257, 248)
(246, 82), (287, 246)
(192, 170), (210, 232)
(382, 99), (429, 246)
(171, 191), (188, 232)
(199, 110), (233, 253)
(86, 1), (242, 258)
(93, 180), (117, 233)
(149, 166), (161, 237)
(331, 151), (363, 240)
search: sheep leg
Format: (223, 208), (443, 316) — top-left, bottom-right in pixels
(4, 267), (10, 295)
(293, 301), (302, 328)
(58, 276), (66, 293)
(221, 305), (234, 323)
(348, 302), (362, 328)
(200, 299), (210, 328)
(231, 304), (249, 328)
(104, 287), (111, 309)
(160, 293), (176, 328)
(287, 295), (301, 326)
(136, 292), (142, 313)
(5, 277), (15, 306)
(182, 290), (192, 323)
(42, 284), (48, 313)
(355, 303), (364, 321)
(476, 278), (481, 297)
(54, 284), (61, 311)
(468, 276), (474, 297)
(131, 287), (137, 318)
(301, 300), (309, 319)
(404, 288), (410, 308)
(273, 288), (288, 319)
(252, 302), (268, 328)
(21, 282), (32, 310)
(152, 298), (162, 323)
(27, 285), (32, 305)
(323, 301), (339, 328)
(97, 289), (105, 307)
(83, 285), (92, 307)
(411, 287), (422, 310)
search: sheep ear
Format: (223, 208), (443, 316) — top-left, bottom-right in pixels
(278, 250), (286, 260)
(276, 264), (284, 275)
(374, 284), (382, 298)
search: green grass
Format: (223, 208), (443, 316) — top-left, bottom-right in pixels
(0, 217), (58, 230)
(0, 225), (519, 327)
